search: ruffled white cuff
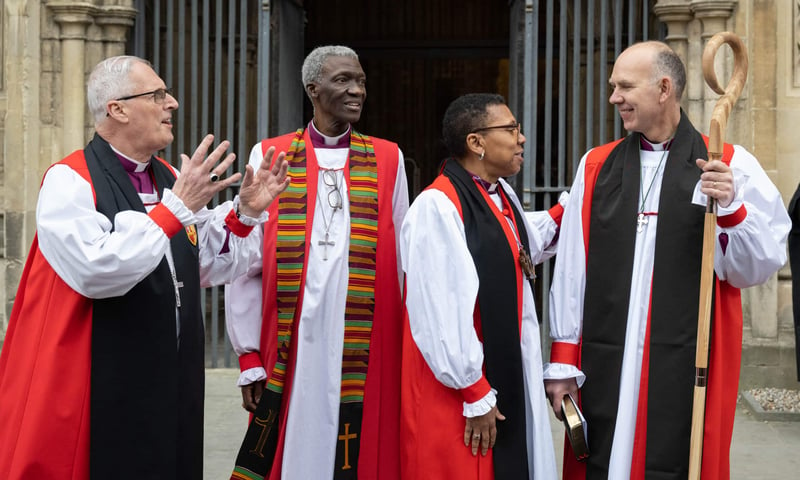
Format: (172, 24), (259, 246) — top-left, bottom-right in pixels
(161, 189), (195, 226)
(233, 195), (270, 226)
(237, 366), (268, 387)
(543, 362), (586, 388)
(462, 388), (497, 418)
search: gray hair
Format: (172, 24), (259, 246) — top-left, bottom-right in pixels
(654, 47), (686, 100)
(87, 55), (151, 124)
(301, 45), (359, 89)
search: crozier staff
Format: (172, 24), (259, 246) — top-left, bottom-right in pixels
(544, 41), (789, 480)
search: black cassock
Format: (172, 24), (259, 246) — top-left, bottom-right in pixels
(787, 184), (800, 381)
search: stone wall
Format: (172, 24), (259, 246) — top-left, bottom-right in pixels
(0, 0), (135, 343)
(0, 1), (796, 389)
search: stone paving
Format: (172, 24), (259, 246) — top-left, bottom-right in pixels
(203, 368), (800, 480)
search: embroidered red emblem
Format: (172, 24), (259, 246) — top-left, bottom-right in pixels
(185, 225), (198, 246)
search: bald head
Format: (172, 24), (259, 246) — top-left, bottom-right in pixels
(621, 41), (686, 101)
(609, 41), (685, 142)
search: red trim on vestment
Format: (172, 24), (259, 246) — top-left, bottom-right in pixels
(356, 136), (403, 480)
(401, 173), (530, 480)
(224, 208), (255, 237)
(0, 150), (96, 479)
(582, 140), (624, 259)
(700, 281), (742, 479)
(238, 352), (263, 372)
(717, 205), (747, 228)
(0, 238), (94, 480)
(459, 376), (492, 404)
(149, 202), (183, 238)
(258, 131), (403, 480)
(562, 137), (740, 479)
(549, 202), (565, 225)
(629, 283), (654, 479)
(550, 341), (580, 366)
(261, 132), (314, 480)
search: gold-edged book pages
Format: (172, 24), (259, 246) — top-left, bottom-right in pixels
(562, 393), (590, 461)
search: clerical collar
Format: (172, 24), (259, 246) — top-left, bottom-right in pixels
(110, 144), (155, 194)
(308, 121), (351, 149)
(470, 173), (499, 194)
(639, 135), (673, 152)
(111, 145), (150, 172)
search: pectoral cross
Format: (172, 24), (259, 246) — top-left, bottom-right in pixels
(249, 409), (278, 458)
(318, 232), (335, 261)
(518, 248), (535, 280)
(170, 269), (184, 308)
(338, 422), (358, 470)
(636, 212), (649, 233)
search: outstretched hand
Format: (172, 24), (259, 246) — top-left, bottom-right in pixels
(238, 146), (291, 218)
(171, 134), (242, 213)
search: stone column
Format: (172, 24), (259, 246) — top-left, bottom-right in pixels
(691, 1), (737, 132)
(90, 3), (137, 139)
(47, 1), (93, 155)
(95, 4), (137, 58)
(654, 1), (695, 114)
(654, 1), (694, 70)
(2, 0), (42, 338)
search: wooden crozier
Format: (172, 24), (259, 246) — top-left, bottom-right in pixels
(688, 31), (748, 480)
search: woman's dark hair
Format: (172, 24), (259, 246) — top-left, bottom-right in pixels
(442, 93), (506, 158)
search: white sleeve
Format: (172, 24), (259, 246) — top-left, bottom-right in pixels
(400, 190), (489, 394)
(524, 191), (569, 261)
(393, 149), (410, 289)
(221, 142), (275, 386)
(547, 157), (588, 344)
(500, 178), (561, 264)
(36, 164), (173, 299)
(543, 157), (589, 384)
(225, 272), (268, 386)
(194, 197), (266, 288)
(691, 146), (789, 288)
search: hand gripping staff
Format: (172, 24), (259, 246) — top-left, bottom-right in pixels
(688, 31), (748, 480)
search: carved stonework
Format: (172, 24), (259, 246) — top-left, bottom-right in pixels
(795, 0), (800, 87)
(0, 5), (4, 91)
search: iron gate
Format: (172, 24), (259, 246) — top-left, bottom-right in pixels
(128, 0), (663, 367)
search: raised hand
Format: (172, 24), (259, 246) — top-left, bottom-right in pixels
(171, 134), (242, 212)
(237, 146), (291, 218)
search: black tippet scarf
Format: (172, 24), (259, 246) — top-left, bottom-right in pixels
(581, 112), (709, 479)
(442, 158), (533, 479)
(84, 134), (204, 479)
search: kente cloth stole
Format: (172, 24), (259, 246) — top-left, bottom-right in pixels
(267, 128), (379, 403)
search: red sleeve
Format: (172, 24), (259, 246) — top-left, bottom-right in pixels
(238, 351), (264, 372)
(717, 204), (747, 228)
(459, 376), (492, 404)
(548, 202), (565, 226)
(149, 203), (183, 238)
(224, 208), (255, 237)
(550, 341), (580, 367)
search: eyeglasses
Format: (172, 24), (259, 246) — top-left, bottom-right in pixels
(471, 121), (523, 141)
(115, 87), (172, 103)
(322, 169), (343, 210)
